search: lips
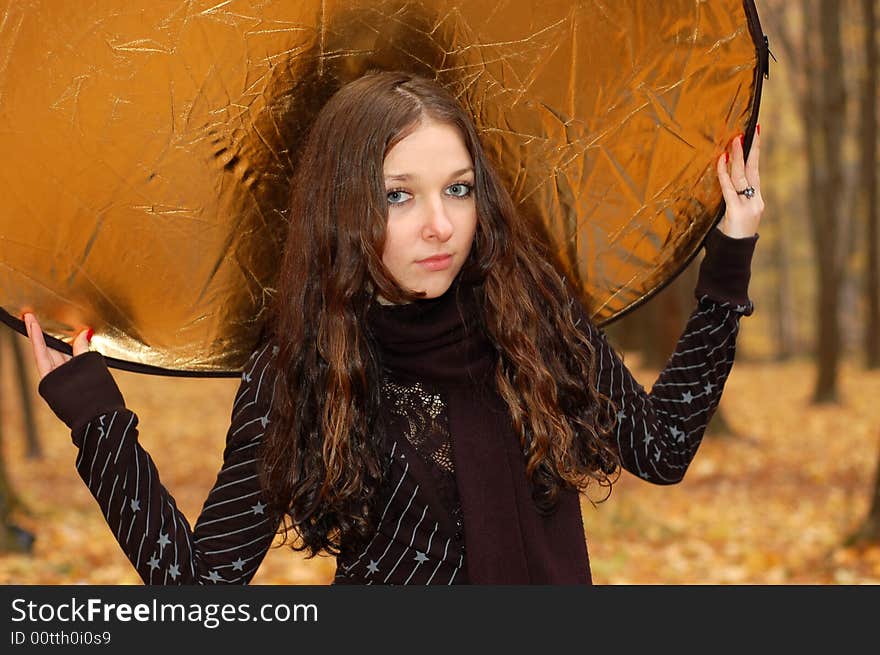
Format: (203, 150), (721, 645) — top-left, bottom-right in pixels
(416, 253), (453, 271)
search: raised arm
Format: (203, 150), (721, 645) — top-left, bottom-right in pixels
(576, 128), (763, 483)
(576, 227), (758, 484)
(32, 326), (280, 584)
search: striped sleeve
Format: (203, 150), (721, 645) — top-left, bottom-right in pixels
(582, 297), (748, 483)
(39, 342), (280, 584)
(574, 228), (758, 484)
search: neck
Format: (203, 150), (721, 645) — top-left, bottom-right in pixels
(375, 294), (403, 306)
(366, 277), (494, 386)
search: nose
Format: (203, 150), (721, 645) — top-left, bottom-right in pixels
(422, 197), (454, 242)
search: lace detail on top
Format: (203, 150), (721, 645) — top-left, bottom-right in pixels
(380, 377), (465, 544)
(382, 378), (454, 474)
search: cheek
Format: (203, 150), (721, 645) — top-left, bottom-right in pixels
(459, 206), (478, 243)
(380, 223), (405, 268)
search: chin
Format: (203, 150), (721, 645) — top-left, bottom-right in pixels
(415, 276), (455, 299)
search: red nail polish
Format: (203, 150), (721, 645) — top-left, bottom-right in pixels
(757, 123), (761, 136)
(86, 328), (94, 343)
(724, 152), (729, 163)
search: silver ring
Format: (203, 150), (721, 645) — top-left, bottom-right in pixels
(736, 186), (755, 199)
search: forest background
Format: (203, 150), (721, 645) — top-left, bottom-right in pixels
(0, 0), (878, 584)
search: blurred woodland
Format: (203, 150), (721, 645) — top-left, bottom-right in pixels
(1, 0), (879, 584)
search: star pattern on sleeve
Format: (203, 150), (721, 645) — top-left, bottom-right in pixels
(65, 341), (281, 585)
(583, 289), (746, 485)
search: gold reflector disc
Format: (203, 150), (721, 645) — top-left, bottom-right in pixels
(0, 0), (767, 375)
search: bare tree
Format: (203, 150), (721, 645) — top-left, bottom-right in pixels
(0, 393), (34, 553)
(849, 429), (880, 544)
(0, 331), (42, 552)
(810, 0), (847, 402)
(758, 105), (797, 360)
(6, 332), (43, 458)
(862, 0), (879, 370)
(764, 0), (846, 402)
(849, 0), (880, 547)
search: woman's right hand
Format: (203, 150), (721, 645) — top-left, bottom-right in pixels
(22, 313), (92, 382)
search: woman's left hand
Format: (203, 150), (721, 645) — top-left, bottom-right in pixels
(715, 126), (764, 238)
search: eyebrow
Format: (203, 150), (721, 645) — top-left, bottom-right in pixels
(384, 167), (474, 182)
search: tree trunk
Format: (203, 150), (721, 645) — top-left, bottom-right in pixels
(863, 0), (880, 370)
(849, 0), (880, 548)
(812, 0), (846, 404)
(760, 0), (814, 361)
(7, 332), (42, 458)
(761, 128), (796, 360)
(0, 384), (35, 553)
(848, 430), (880, 545)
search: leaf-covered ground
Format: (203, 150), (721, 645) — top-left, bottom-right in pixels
(2, 349), (879, 584)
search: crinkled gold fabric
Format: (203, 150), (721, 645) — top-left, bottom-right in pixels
(0, 0), (765, 375)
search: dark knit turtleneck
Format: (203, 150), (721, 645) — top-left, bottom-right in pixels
(365, 277), (591, 584)
(366, 277), (494, 386)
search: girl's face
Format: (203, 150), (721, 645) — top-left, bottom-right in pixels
(380, 119), (478, 300)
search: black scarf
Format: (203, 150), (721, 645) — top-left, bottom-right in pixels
(366, 278), (591, 584)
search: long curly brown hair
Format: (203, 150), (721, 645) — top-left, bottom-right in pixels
(260, 70), (620, 558)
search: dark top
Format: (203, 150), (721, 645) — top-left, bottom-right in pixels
(39, 227), (758, 585)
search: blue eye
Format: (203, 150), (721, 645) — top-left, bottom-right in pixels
(387, 189), (412, 205)
(446, 183), (473, 198)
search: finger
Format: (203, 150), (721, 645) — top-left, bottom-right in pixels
(44, 334), (73, 370)
(716, 152), (738, 204)
(72, 328), (92, 357)
(49, 348), (71, 370)
(730, 133), (748, 188)
(25, 314), (74, 373)
(24, 313), (55, 379)
(745, 125), (761, 189)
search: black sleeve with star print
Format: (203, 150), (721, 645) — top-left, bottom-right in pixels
(573, 227), (758, 483)
(38, 341), (280, 584)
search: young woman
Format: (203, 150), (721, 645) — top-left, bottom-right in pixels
(24, 71), (762, 584)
